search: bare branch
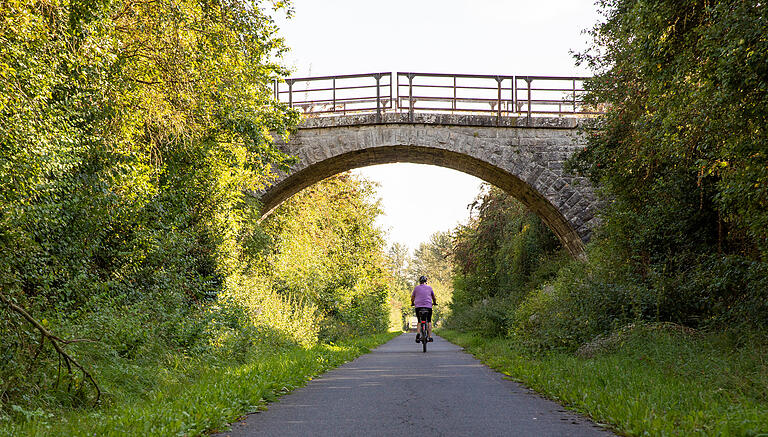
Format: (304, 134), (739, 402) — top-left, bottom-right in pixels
(0, 293), (101, 403)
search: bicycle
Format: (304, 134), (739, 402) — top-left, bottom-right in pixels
(415, 306), (435, 353)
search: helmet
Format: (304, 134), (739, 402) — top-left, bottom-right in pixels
(419, 275), (428, 284)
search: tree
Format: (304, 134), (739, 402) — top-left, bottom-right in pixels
(446, 185), (564, 335)
(385, 243), (411, 286)
(569, 0), (768, 327)
(256, 173), (391, 340)
(410, 232), (453, 285)
(0, 0), (297, 409)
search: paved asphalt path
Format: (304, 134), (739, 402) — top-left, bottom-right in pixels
(216, 333), (613, 437)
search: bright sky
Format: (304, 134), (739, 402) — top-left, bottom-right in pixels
(275, 0), (602, 250)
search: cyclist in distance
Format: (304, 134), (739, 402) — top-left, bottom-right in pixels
(411, 275), (437, 343)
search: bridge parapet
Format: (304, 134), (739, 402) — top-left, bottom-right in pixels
(274, 72), (599, 122)
(292, 112), (584, 130)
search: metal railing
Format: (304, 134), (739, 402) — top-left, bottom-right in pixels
(274, 72), (392, 120)
(274, 72), (597, 121)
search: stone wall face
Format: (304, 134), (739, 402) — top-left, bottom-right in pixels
(258, 113), (598, 258)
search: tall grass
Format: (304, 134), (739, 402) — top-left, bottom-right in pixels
(440, 328), (768, 436)
(1, 332), (398, 437)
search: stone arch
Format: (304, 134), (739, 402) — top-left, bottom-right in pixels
(258, 114), (598, 258)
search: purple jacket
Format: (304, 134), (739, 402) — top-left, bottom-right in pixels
(412, 284), (435, 308)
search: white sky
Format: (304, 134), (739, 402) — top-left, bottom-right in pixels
(275, 0), (602, 251)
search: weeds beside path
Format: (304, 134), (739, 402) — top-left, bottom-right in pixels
(439, 328), (768, 436)
(2, 331), (399, 437)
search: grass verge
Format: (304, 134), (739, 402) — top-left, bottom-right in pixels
(439, 328), (768, 436)
(1, 331), (399, 437)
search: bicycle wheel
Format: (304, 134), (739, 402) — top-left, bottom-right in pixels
(422, 323), (427, 353)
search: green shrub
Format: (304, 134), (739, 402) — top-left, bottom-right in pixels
(445, 295), (515, 337)
(512, 249), (650, 352)
(666, 254), (768, 331)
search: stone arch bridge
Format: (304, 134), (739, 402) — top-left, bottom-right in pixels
(256, 72), (600, 258)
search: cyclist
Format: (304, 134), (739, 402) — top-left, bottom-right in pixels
(411, 275), (436, 343)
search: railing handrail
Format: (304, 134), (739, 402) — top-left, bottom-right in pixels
(276, 84), (383, 94)
(283, 71), (392, 82)
(397, 71), (517, 80)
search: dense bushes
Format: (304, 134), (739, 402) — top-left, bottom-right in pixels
(574, 1), (768, 258)
(1, 168), (391, 418)
(512, 254), (646, 351)
(446, 184), (768, 351)
(1, 171), (390, 422)
(565, 0), (768, 333)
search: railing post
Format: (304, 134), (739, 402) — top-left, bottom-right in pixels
(333, 78), (336, 112)
(408, 73), (415, 123)
(273, 78), (278, 101)
(526, 77), (532, 120)
(374, 73), (383, 123)
(390, 72), (394, 112)
(512, 75), (516, 115)
(495, 76), (502, 125)
(286, 79), (294, 108)
(453, 76), (457, 112)
(572, 78), (577, 113)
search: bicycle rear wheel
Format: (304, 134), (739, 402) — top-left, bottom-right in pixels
(421, 323), (428, 353)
